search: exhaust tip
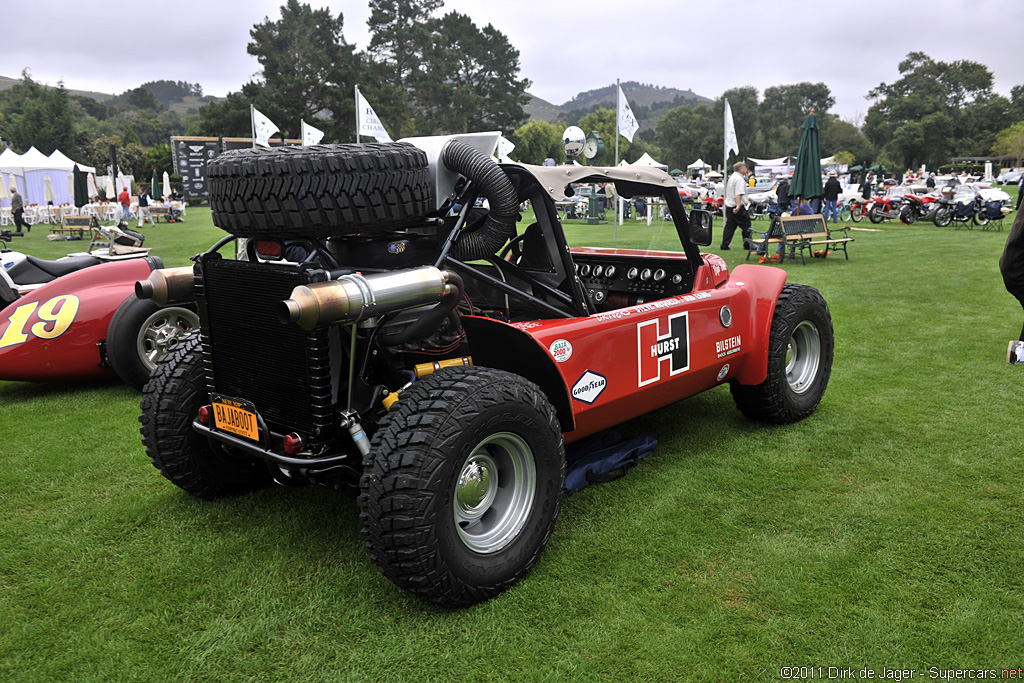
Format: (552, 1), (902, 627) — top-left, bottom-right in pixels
(278, 299), (302, 325)
(135, 280), (155, 300)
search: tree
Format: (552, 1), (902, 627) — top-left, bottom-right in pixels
(509, 120), (563, 165)
(246, 0), (361, 140)
(656, 104), (719, 172)
(122, 123), (140, 145)
(992, 122), (1024, 167)
(577, 109), (629, 165)
(824, 118), (875, 166)
(196, 92), (252, 138)
(758, 83), (834, 157)
(415, 11), (530, 135)
(0, 74), (79, 156)
(715, 87), (760, 165)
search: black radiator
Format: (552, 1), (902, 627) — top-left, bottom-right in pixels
(196, 257), (335, 440)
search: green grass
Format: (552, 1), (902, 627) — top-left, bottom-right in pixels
(3, 206), (1023, 681)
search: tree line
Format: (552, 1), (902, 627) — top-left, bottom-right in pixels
(1, 0), (1022, 185)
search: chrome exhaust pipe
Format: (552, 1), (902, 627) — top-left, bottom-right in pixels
(280, 266), (454, 331)
(135, 266), (194, 305)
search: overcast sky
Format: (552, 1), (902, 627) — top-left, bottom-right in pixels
(7, 0), (1024, 125)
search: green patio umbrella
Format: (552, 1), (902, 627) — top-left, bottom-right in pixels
(789, 110), (823, 202)
(151, 170), (161, 202)
(72, 164), (89, 208)
(849, 164), (864, 172)
(670, 168), (684, 175)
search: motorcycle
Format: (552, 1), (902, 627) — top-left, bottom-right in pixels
(848, 198), (872, 223)
(898, 193), (940, 225)
(868, 195), (902, 223)
(932, 188), (984, 229)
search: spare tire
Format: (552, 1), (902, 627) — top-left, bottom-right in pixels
(207, 142), (435, 239)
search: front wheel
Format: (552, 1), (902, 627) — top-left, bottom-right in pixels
(974, 211), (990, 227)
(934, 207), (952, 227)
(850, 205), (864, 223)
(107, 296), (200, 391)
(359, 367), (565, 607)
(838, 205), (851, 222)
(730, 284), (834, 424)
(899, 207), (915, 225)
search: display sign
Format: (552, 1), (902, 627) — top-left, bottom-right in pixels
(171, 137), (220, 200)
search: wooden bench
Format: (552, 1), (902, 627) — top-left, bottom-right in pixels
(747, 214), (853, 264)
(147, 206), (171, 222)
(51, 215), (99, 238)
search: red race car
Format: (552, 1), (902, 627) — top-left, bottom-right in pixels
(0, 233), (199, 390)
(137, 132), (835, 607)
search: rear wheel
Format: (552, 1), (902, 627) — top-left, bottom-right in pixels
(869, 206), (885, 224)
(359, 367), (565, 607)
(107, 296), (199, 391)
(140, 335), (272, 499)
(731, 284), (834, 424)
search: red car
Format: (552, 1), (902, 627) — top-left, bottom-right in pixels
(0, 245), (199, 390)
(137, 133), (835, 607)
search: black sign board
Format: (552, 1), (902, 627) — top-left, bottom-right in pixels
(171, 137), (220, 200)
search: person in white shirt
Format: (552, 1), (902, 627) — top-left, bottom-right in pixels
(721, 162), (751, 250)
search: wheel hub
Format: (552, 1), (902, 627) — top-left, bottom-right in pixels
(456, 455), (497, 519)
(785, 320), (821, 394)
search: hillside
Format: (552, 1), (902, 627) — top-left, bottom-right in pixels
(0, 74), (114, 102)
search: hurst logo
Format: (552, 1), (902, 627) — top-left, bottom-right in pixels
(637, 312), (689, 387)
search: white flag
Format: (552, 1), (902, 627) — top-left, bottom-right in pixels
(724, 99), (739, 157)
(356, 88), (392, 143)
(301, 120), (325, 146)
(497, 136), (516, 162)
(617, 85), (639, 143)
(252, 106), (279, 148)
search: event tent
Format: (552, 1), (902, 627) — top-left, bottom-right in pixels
(687, 158), (711, 171)
(0, 147), (97, 206)
(629, 152), (668, 170)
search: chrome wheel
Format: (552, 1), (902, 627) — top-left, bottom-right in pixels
(454, 432), (536, 554)
(137, 306), (200, 372)
(785, 320), (821, 395)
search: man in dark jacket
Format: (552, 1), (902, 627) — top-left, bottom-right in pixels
(860, 175), (873, 200)
(822, 171), (842, 224)
(10, 186), (28, 233)
(776, 176), (790, 213)
(1000, 209), (1024, 363)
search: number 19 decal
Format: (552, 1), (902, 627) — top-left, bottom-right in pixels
(0, 295), (81, 349)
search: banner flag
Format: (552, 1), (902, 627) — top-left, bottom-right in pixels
(497, 136), (516, 161)
(301, 120), (325, 146)
(617, 85), (639, 142)
(724, 99), (739, 157)
(356, 89), (392, 143)
(252, 107), (280, 148)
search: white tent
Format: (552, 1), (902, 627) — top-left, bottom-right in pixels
(0, 148), (26, 208)
(3, 147), (90, 205)
(629, 152), (668, 170)
(47, 149), (96, 174)
(687, 158), (711, 170)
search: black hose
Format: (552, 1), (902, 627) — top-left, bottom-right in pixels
(382, 272), (464, 346)
(441, 141), (519, 261)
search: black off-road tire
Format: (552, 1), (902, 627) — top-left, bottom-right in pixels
(207, 142), (435, 239)
(107, 296), (199, 391)
(731, 284), (834, 424)
(139, 335), (271, 499)
(359, 366), (565, 607)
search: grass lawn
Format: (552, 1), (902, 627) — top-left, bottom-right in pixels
(2, 203), (1023, 681)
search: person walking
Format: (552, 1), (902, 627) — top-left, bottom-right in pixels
(118, 186), (132, 223)
(10, 185), (28, 233)
(137, 188), (153, 228)
(822, 171), (842, 224)
(721, 162), (752, 251)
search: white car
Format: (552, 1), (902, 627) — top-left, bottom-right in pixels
(996, 171), (1022, 186)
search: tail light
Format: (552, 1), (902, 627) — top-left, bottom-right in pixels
(282, 432), (303, 455)
(198, 405), (211, 425)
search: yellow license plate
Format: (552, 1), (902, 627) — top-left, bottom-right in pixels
(211, 395), (259, 442)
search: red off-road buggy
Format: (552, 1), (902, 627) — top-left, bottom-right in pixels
(137, 132), (834, 607)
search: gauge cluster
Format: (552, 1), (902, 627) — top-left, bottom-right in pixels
(573, 255), (694, 310)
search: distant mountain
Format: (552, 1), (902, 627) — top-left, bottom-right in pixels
(0, 74), (114, 102)
(525, 81), (713, 134)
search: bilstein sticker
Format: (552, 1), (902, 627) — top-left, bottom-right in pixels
(716, 335), (741, 358)
(571, 371), (607, 404)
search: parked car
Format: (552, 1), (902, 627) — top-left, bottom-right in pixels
(996, 170), (1022, 185)
(135, 132), (835, 607)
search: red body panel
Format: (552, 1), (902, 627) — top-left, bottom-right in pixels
(0, 259), (155, 381)
(508, 254), (786, 444)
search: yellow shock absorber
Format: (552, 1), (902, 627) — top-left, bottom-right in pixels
(384, 357), (475, 411)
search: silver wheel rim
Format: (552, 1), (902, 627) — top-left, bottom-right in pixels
(454, 432), (536, 554)
(137, 307), (200, 372)
(785, 320), (821, 395)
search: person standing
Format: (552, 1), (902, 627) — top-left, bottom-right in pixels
(721, 162), (751, 251)
(822, 171), (842, 224)
(118, 186), (132, 222)
(926, 172), (936, 189)
(1016, 174), (1024, 212)
(776, 175), (791, 213)
(860, 174), (873, 200)
(10, 185), (28, 233)
(137, 188), (153, 228)
(1000, 209), (1024, 363)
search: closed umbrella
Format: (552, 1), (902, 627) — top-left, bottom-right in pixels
(105, 175), (116, 199)
(162, 171), (171, 200)
(151, 170), (161, 201)
(43, 174), (56, 204)
(73, 165), (89, 208)
(87, 173), (98, 200)
(789, 110), (823, 205)
(0, 180), (7, 201)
